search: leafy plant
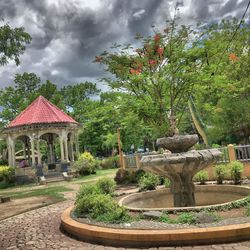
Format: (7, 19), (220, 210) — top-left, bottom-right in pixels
(229, 161), (244, 185)
(193, 170), (208, 185)
(214, 164), (228, 184)
(75, 192), (130, 223)
(96, 177), (116, 195)
(138, 172), (160, 191)
(0, 166), (15, 183)
(164, 178), (171, 188)
(100, 156), (119, 169)
(73, 152), (98, 175)
(114, 169), (136, 184)
(176, 212), (196, 224)
(245, 204), (250, 216)
(159, 212), (173, 223)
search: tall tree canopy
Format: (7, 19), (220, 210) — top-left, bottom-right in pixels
(0, 23), (31, 66)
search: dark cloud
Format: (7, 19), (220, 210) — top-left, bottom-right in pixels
(0, 0), (248, 90)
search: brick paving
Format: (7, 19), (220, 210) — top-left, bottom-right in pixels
(1, 200), (250, 249)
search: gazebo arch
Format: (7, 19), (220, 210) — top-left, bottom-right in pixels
(2, 96), (80, 167)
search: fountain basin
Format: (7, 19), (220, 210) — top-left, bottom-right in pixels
(119, 185), (250, 212)
(156, 134), (199, 153)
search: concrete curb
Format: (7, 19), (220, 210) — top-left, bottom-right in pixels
(61, 206), (250, 247)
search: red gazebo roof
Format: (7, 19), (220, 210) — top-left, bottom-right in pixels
(7, 95), (78, 128)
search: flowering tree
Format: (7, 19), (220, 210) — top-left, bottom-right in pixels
(95, 19), (202, 137)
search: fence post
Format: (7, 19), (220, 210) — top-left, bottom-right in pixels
(122, 154), (126, 169)
(228, 144), (236, 162)
(135, 153), (141, 169)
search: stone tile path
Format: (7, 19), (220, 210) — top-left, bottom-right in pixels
(1, 200), (250, 249)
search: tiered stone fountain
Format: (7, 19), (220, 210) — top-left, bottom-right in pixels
(140, 134), (221, 207)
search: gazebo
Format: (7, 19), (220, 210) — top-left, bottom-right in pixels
(2, 96), (80, 169)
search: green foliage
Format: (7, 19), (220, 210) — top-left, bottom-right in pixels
(159, 213), (173, 223)
(193, 170), (208, 185)
(75, 183), (130, 224)
(73, 152), (98, 175)
(0, 166), (15, 183)
(134, 169), (146, 183)
(96, 177), (116, 195)
(245, 204), (250, 217)
(100, 156), (119, 169)
(214, 164), (228, 184)
(0, 23), (32, 66)
(138, 172), (160, 191)
(176, 212), (196, 224)
(114, 169), (136, 184)
(164, 178), (171, 188)
(229, 161), (244, 184)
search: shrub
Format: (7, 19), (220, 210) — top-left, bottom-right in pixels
(0, 166), (15, 183)
(214, 164), (227, 184)
(176, 212), (196, 224)
(100, 156), (119, 169)
(114, 169), (136, 184)
(73, 152), (97, 175)
(75, 193), (130, 223)
(245, 204), (250, 216)
(134, 169), (146, 183)
(96, 177), (116, 195)
(229, 161), (244, 185)
(193, 170), (208, 185)
(164, 178), (171, 188)
(75, 184), (101, 203)
(138, 172), (160, 191)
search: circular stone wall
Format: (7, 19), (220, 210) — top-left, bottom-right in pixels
(119, 185), (250, 212)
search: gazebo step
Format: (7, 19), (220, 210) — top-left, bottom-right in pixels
(45, 176), (65, 183)
(45, 171), (62, 178)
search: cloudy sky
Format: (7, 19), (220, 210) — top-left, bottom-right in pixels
(0, 0), (248, 91)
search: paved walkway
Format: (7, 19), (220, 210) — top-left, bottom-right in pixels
(1, 200), (250, 249)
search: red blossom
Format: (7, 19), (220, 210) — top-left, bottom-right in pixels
(154, 34), (161, 42)
(130, 68), (141, 75)
(229, 53), (238, 62)
(157, 47), (164, 56)
(148, 59), (158, 65)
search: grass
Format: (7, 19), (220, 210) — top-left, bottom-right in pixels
(0, 168), (117, 201)
(1, 186), (73, 201)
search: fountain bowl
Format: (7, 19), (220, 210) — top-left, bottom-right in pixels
(156, 134), (199, 153)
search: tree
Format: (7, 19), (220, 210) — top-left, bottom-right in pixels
(193, 19), (250, 144)
(95, 17), (202, 137)
(0, 23), (31, 66)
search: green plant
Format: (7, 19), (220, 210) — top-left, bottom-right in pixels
(114, 169), (136, 184)
(176, 212), (196, 224)
(96, 177), (116, 195)
(245, 204), (250, 216)
(100, 156), (119, 169)
(164, 178), (171, 188)
(214, 164), (227, 184)
(160, 212), (173, 223)
(134, 169), (146, 183)
(73, 152), (97, 175)
(75, 193), (130, 224)
(229, 161), (244, 185)
(138, 172), (160, 191)
(75, 184), (101, 202)
(0, 166), (15, 183)
(193, 170), (208, 185)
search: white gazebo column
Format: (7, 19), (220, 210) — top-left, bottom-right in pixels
(64, 137), (69, 162)
(59, 137), (65, 162)
(30, 137), (35, 166)
(7, 136), (15, 166)
(36, 139), (41, 164)
(75, 134), (80, 159)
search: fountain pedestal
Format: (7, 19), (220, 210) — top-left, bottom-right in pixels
(141, 135), (221, 207)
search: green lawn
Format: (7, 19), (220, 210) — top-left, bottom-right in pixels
(0, 168), (117, 200)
